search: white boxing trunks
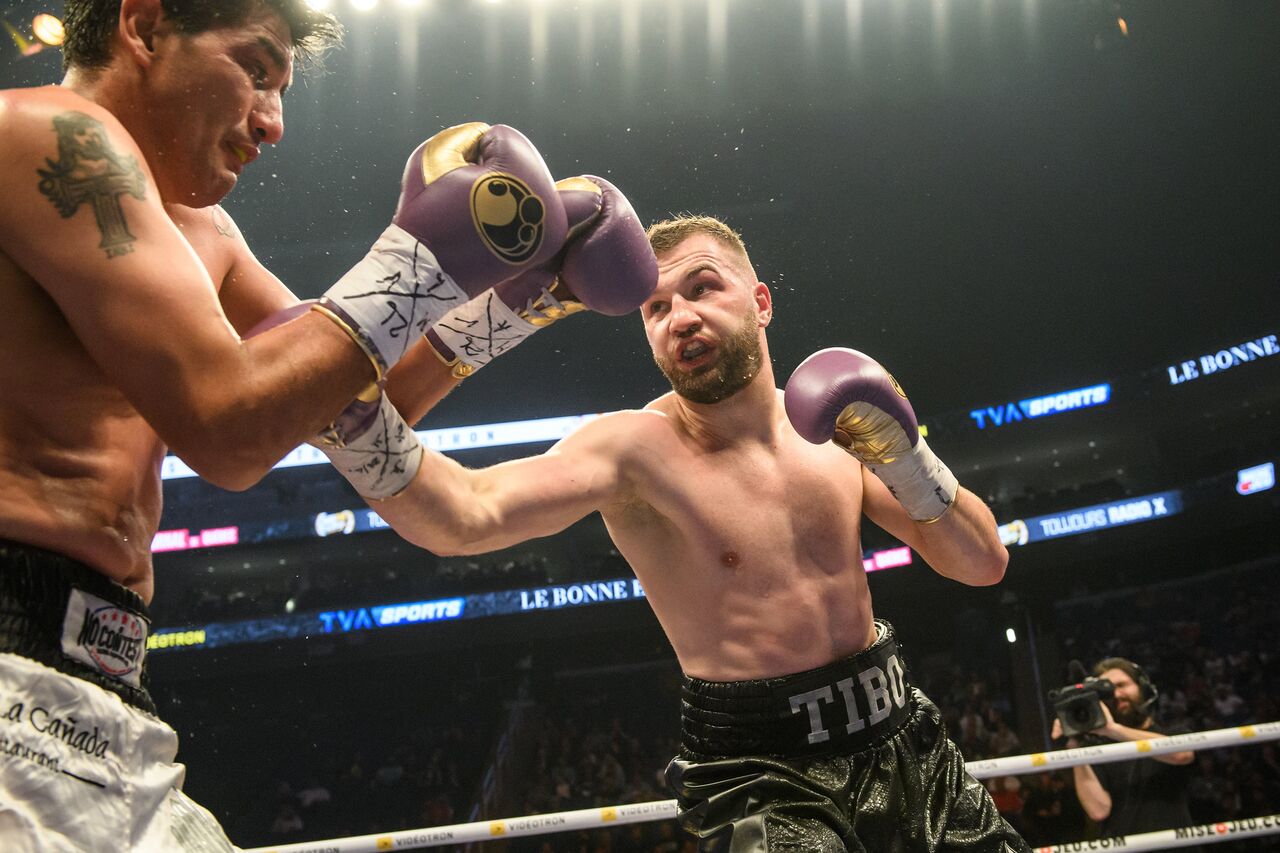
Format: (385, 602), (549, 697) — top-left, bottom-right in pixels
(0, 539), (236, 852)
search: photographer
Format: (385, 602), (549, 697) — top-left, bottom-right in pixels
(1050, 658), (1200, 848)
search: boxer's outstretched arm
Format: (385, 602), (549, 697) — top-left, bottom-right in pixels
(862, 470), (1008, 585)
(0, 91), (373, 489)
(374, 411), (639, 555)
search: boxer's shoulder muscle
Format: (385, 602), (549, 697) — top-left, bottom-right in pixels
(588, 405), (685, 474)
(595, 401), (743, 522)
(0, 85), (105, 137)
(0, 85), (178, 294)
(166, 203), (296, 332)
(166, 204), (241, 288)
(552, 408), (668, 503)
(0, 86), (151, 213)
(0, 87), (159, 397)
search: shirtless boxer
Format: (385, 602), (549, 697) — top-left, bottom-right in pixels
(0, 1), (653, 847)
(359, 215), (1031, 851)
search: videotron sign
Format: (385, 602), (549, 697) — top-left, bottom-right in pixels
(969, 384), (1110, 430)
(997, 490), (1182, 547)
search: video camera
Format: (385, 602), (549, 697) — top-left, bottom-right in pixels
(1049, 676), (1115, 737)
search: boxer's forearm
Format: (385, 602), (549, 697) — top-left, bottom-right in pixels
(169, 312), (375, 490)
(914, 488), (1008, 586)
(383, 339), (464, 427)
(375, 439), (614, 556)
(373, 452), (500, 554)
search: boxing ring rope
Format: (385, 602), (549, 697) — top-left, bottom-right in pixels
(247, 721), (1280, 853)
(961, 720), (1280, 780)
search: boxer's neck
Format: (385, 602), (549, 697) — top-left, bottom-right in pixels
(668, 359), (782, 449)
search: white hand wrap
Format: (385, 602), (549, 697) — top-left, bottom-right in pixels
(861, 434), (959, 523)
(314, 395), (424, 500)
(319, 224), (470, 378)
(430, 288), (541, 372)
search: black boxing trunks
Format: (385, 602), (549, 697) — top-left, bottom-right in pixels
(666, 620), (1030, 852)
(0, 539), (235, 851)
(0, 538), (155, 713)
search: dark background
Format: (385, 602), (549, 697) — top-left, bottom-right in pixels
(4, 0), (1277, 425)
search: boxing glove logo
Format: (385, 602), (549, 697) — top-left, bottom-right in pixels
(470, 173), (546, 264)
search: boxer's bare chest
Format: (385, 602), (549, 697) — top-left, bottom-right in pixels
(609, 418), (865, 581)
(602, 413), (875, 677)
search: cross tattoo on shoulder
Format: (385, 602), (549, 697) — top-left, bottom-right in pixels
(36, 112), (147, 259)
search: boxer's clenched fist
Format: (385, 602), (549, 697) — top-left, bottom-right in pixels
(319, 122), (568, 379)
(785, 348), (958, 522)
(426, 174), (657, 377)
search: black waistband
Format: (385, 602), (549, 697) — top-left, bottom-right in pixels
(0, 538), (156, 714)
(679, 620), (914, 761)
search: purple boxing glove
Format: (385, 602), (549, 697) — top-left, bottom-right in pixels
(318, 122), (568, 380)
(425, 174), (658, 377)
(557, 175), (659, 315)
(785, 348), (958, 522)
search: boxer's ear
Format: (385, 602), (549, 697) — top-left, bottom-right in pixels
(754, 282), (773, 327)
(119, 0), (167, 67)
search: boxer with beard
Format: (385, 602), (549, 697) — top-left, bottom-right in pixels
(1052, 658), (1199, 851)
(373, 215), (1030, 851)
(652, 303), (763, 404)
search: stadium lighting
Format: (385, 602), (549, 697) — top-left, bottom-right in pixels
(350, 0), (379, 11)
(1005, 628), (1017, 643)
(3, 12), (63, 56)
(305, 0), (333, 10)
(31, 13), (63, 46)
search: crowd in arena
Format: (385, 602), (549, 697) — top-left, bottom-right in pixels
(171, 554), (1278, 851)
(158, 659), (501, 848)
(1046, 559), (1280, 843)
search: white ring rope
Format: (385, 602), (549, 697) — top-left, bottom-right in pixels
(246, 721), (1280, 853)
(965, 720), (1280, 780)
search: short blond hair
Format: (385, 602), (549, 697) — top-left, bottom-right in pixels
(646, 214), (754, 274)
